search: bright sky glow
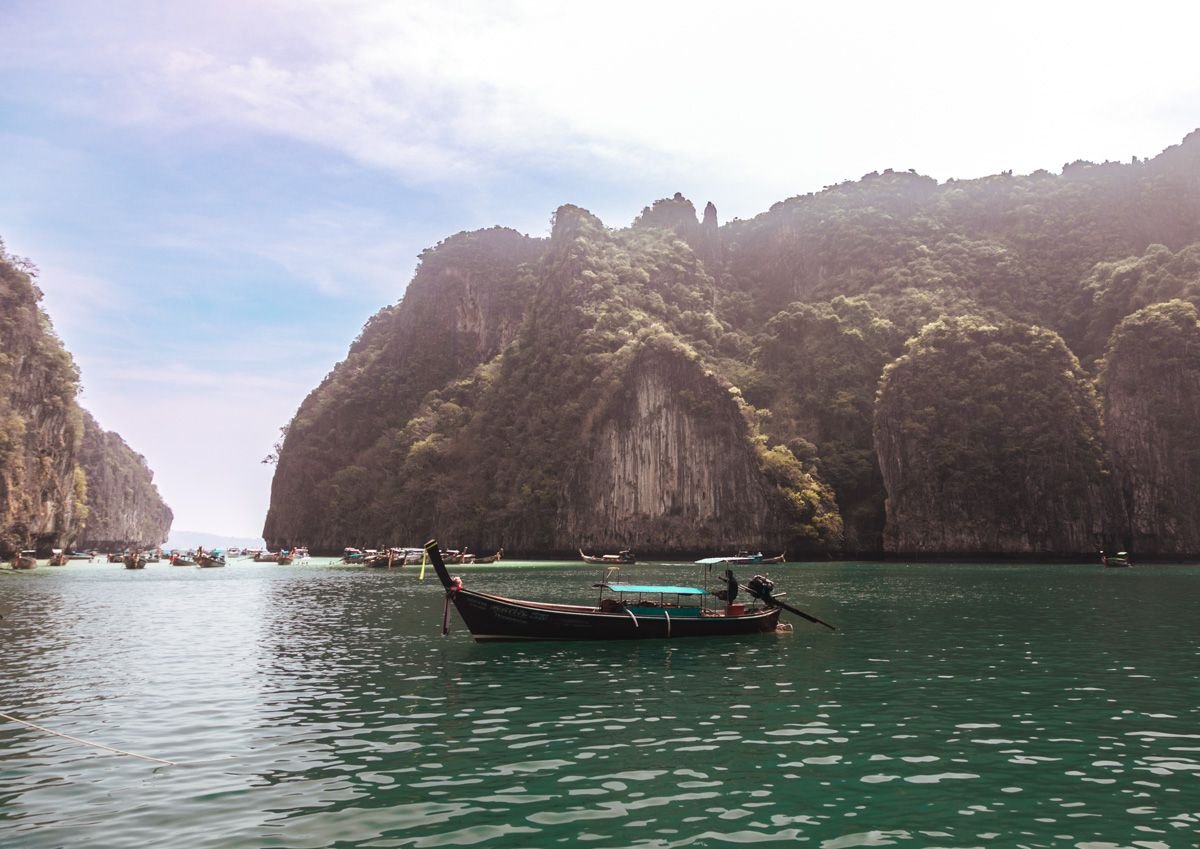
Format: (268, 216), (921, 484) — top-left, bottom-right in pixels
(2, 0), (1197, 537)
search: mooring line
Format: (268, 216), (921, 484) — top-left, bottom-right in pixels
(0, 712), (177, 765)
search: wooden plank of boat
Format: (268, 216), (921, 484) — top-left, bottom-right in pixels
(426, 539), (791, 642)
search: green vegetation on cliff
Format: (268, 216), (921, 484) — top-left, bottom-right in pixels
(875, 317), (1107, 555)
(266, 205), (839, 554)
(0, 241), (85, 555)
(76, 411), (173, 549)
(266, 131), (1200, 558)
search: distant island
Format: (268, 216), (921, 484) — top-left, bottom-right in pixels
(165, 531), (265, 552)
(263, 131), (1200, 561)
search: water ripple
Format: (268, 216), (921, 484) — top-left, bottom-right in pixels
(2, 561), (1199, 847)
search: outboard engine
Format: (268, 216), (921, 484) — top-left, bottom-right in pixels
(746, 574), (775, 602)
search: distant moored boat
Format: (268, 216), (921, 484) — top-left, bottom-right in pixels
(579, 548), (636, 565)
(1100, 550), (1133, 568)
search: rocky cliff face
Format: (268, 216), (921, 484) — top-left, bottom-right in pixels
(1101, 300), (1200, 554)
(564, 348), (811, 554)
(0, 251), (85, 556)
(1, 244), (172, 557)
(265, 204), (837, 556)
(875, 318), (1108, 556)
(263, 227), (542, 549)
(76, 411), (173, 550)
(266, 135), (1200, 559)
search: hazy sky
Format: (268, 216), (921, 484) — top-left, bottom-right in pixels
(2, 1), (1197, 539)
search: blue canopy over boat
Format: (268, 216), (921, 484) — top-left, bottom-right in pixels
(603, 583), (706, 595)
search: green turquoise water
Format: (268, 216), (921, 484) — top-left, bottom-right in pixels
(1, 559), (1197, 848)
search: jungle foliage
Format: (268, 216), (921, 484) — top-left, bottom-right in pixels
(875, 317), (1107, 553)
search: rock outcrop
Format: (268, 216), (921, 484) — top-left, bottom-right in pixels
(265, 202), (837, 556)
(565, 346), (836, 555)
(75, 411), (173, 551)
(1, 242), (172, 556)
(263, 226), (542, 549)
(265, 134), (1200, 558)
(0, 248), (86, 556)
(1100, 300), (1200, 554)
(875, 318), (1108, 556)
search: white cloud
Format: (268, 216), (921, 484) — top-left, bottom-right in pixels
(11, 0), (1197, 221)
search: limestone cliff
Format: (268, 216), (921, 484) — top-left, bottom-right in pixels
(1100, 301), (1200, 554)
(263, 227), (542, 548)
(631, 192), (722, 271)
(0, 248), (85, 556)
(76, 411), (173, 550)
(265, 203), (837, 556)
(875, 318), (1108, 556)
(266, 134), (1200, 558)
(565, 347), (829, 553)
(1, 243), (173, 557)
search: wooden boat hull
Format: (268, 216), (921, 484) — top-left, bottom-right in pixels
(448, 588), (781, 641)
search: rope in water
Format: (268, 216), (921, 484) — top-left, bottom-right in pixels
(0, 711), (176, 765)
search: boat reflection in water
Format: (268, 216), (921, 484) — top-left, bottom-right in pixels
(423, 539), (834, 642)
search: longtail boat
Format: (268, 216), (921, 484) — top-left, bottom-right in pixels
(423, 539), (833, 642)
(1099, 549), (1133, 568)
(579, 547), (636, 565)
(696, 551), (785, 566)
